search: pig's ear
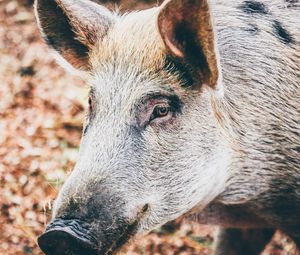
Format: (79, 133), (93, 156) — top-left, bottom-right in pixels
(158, 0), (220, 89)
(34, 0), (114, 71)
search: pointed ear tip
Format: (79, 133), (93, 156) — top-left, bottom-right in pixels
(157, 1), (185, 58)
(157, 1), (174, 35)
(159, 0), (171, 8)
(158, 0), (175, 18)
(33, 0), (55, 14)
(33, 0), (39, 12)
(33, 0), (41, 24)
(34, 0), (50, 7)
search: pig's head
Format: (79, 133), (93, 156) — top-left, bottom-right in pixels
(35, 0), (230, 254)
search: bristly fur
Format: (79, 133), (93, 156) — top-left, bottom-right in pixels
(35, 0), (300, 254)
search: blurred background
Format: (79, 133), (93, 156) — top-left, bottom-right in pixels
(0, 0), (296, 254)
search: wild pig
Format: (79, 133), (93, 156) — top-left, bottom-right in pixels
(34, 0), (300, 254)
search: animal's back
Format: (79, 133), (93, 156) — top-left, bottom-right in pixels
(211, 0), (300, 237)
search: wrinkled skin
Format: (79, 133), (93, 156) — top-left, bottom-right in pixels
(35, 0), (300, 254)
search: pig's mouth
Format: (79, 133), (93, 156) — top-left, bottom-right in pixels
(38, 218), (138, 255)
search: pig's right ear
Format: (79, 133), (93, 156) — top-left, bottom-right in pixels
(158, 0), (220, 91)
(34, 0), (114, 72)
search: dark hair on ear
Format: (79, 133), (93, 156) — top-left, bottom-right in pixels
(163, 55), (195, 88)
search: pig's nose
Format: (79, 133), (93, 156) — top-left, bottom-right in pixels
(38, 219), (98, 255)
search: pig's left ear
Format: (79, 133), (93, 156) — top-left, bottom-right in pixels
(34, 0), (114, 73)
(158, 0), (220, 90)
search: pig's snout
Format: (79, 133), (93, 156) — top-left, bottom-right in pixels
(38, 218), (98, 255)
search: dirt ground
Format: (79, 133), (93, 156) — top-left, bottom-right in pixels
(0, 0), (297, 254)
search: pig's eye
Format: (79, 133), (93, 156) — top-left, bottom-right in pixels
(150, 104), (171, 121)
(139, 95), (181, 127)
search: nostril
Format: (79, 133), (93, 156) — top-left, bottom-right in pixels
(38, 230), (98, 255)
(38, 222), (98, 255)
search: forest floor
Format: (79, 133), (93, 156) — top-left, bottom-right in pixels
(0, 0), (297, 254)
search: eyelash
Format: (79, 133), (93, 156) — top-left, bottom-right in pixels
(83, 96), (94, 135)
(88, 96), (93, 114)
